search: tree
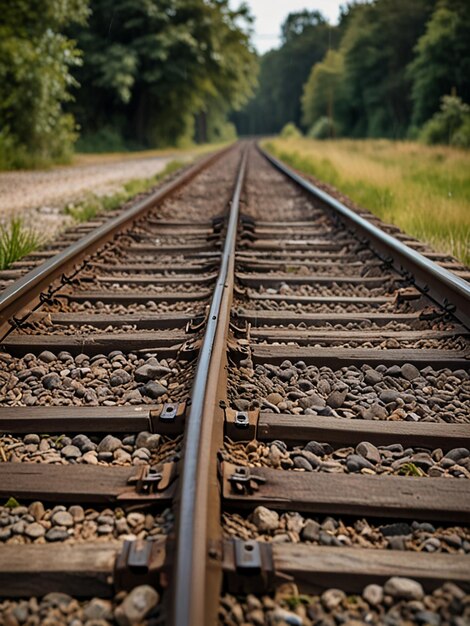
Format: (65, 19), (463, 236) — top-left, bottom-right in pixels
(338, 0), (435, 138)
(70, 0), (257, 148)
(0, 0), (89, 167)
(281, 10), (326, 43)
(232, 10), (338, 135)
(409, 0), (470, 127)
(302, 49), (344, 134)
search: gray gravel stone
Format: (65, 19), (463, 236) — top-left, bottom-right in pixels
(293, 456), (313, 471)
(346, 454), (374, 472)
(110, 369), (132, 386)
(24, 523), (46, 539)
(83, 598), (113, 621)
(401, 363), (420, 381)
(363, 583), (384, 606)
(379, 389), (400, 404)
(445, 448), (469, 462)
(252, 506), (279, 532)
(356, 441), (381, 464)
(321, 588), (346, 610)
(97, 435), (122, 453)
(326, 389), (347, 408)
(301, 519), (320, 541)
(23, 434), (40, 445)
(52, 511), (74, 527)
(142, 381), (167, 399)
(42, 373), (62, 390)
(69, 505), (85, 522)
(46, 528), (70, 541)
(384, 576), (424, 600)
(60, 445), (81, 459)
(38, 351), (57, 363)
(115, 584), (159, 626)
(380, 523), (412, 537)
(364, 369), (383, 385)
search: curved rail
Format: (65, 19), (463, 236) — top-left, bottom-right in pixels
(0, 145), (234, 332)
(172, 147), (248, 626)
(259, 145), (470, 328)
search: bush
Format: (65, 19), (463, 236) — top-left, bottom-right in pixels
(75, 127), (128, 153)
(0, 128), (55, 170)
(0, 3), (88, 170)
(280, 122), (302, 139)
(452, 118), (470, 149)
(308, 116), (335, 139)
(420, 95), (470, 147)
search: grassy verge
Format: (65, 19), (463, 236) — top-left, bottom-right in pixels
(64, 159), (184, 222)
(264, 138), (470, 265)
(0, 159), (186, 270)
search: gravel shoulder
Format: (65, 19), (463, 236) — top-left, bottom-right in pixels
(0, 152), (193, 240)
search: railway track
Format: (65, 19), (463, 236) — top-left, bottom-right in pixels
(0, 141), (469, 626)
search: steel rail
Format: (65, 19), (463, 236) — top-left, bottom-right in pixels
(259, 145), (470, 328)
(172, 147), (248, 626)
(0, 144), (234, 331)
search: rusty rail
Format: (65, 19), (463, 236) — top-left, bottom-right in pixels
(258, 144), (470, 328)
(172, 146), (248, 626)
(0, 144), (234, 334)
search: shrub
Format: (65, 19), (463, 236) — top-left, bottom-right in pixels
(452, 118), (470, 149)
(75, 127), (128, 154)
(420, 95), (470, 147)
(308, 116), (335, 139)
(280, 122), (302, 139)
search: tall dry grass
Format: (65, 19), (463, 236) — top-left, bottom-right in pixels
(265, 138), (470, 265)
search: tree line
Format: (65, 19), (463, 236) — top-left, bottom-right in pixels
(1, 0), (468, 169)
(233, 0), (470, 146)
(0, 0), (257, 168)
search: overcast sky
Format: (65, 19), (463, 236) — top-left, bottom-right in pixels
(247, 1), (345, 54)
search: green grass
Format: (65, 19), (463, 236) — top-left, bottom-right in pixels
(265, 138), (470, 265)
(64, 159), (184, 223)
(0, 219), (44, 270)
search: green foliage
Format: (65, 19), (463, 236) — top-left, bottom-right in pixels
(337, 0), (435, 138)
(75, 127), (128, 153)
(409, 0), (470, 127)
(302, 50), (344, 132)
(397, 462), (425, 477)
(4, 497), (20, 509)
(0, 0), (89, 168)
(280, 123), (302, 139)
(233, 10), (337, 134)
(235, 1), (438, 138)
(0, 219), (43, 270)
(70, 0), (257, 148)
(284, 594), (314, 610)
(420, 95), (470, 146)
(308, 117), (336, 140)
(452, 118), (470, 149)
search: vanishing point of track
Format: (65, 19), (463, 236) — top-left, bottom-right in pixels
(0, 142), (469, 626)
